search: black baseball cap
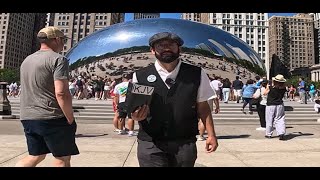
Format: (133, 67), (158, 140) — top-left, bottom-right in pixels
(149, 32), (184, 47)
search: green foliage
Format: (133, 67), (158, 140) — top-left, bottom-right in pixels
(0, 68), (19, 83)
(286, 76), (320, 89)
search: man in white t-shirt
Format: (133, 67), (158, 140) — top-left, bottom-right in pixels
(210, 77), (223, 100)
(114, 73), (136, 136)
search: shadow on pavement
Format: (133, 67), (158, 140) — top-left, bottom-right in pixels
(284, 106), (294, 111)
(217, 134), (250, 139)
(75, 133), (108, 138)
(284, 132), (314, 140)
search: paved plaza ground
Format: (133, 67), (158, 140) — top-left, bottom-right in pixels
(1, 120), (320, 167)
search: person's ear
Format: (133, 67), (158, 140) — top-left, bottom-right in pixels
(150, 47), (156, 55)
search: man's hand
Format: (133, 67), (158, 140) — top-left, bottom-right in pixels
(214, 107), (220, 114)
(131, 105), (149, 121)
(205, 135), (218, 153)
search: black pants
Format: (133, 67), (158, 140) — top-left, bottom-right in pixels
(242, 98), (253, 111)
(256, 104), (266, 128)
(137, 139), (197, 167)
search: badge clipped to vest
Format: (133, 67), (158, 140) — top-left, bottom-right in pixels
(147, 75), (157, 83)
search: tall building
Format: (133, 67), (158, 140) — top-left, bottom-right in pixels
(181, 13), (209, 24)
(45, 13), (55, 27)
(269, 13), (314, 71)
(309, 13), (320, 64)
(53, 13), (125, 55)
(0, 13), (46, 69)
(134, 13), (160, 19)
(206, 13), (269, 72)
(32, 13), (47, 53)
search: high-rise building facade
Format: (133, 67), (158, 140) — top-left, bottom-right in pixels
(206, 13), (269, 71)
(0, 13), (46, 69)
(181, 13), (209, 24)
(45, 13), (55, 27)
(269, 13), (314, 71)
(134, 13), (160, 19)
(309, 13), (320, 64)
(53, 13), (125, 55)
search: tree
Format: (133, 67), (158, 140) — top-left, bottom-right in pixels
(0, 69), (19, 83)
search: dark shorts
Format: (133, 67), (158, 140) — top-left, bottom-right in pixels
(117, 102), (128, 118)
(21, 117), (79, 157)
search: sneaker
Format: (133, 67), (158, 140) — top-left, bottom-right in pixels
(128, 131), (138, 137)
(265, 135), (272, 139)
(249, 111), (253, 114)
(113, 129), (121, 132)
(118, 130), (127, 135)
(256, 127), (266, 131)
(279, 134), (286, 141)
(197, 136), (206, 141)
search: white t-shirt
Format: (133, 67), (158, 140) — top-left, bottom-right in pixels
(132, 60), (214, 103)
(210, 80), (222, 91)
(114, 81), (129, 103)
(314, 103), (320, 112)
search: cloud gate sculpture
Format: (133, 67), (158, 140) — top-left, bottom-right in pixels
(66, 18), (266, 81)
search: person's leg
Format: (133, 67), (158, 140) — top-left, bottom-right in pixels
(261, 105), (266, 128)
(248, 98), (253, 113)
(113, 112), (120, 131)
(310, 92), (315, 102)
(237, 89), (242, 103)
(15, 155), (47, 167)
(265, 106), (276, 137)
(242, 98), (249, 110)
(137, 139), (168, 167)
(225, 88), (230, 103)
(53, 156), (71, 167)
(222, 88), (227, 102)
(301, 92), (306, 103)
(174, 141), (197, 167)
(256, 104), (263, 128)
(127, 118), (136, 136)
(198, 120), (205, 141)
(234, 90), (239, 103)
(95, 90), (100, 100)
(273, 105), (286, 138)
(16, 120), (50, 167)
(117, 104), (126, 134)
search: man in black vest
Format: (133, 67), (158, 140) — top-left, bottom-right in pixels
(130, 32), (218, 167)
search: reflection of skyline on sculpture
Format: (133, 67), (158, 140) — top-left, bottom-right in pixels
(66, 18), (266, 79)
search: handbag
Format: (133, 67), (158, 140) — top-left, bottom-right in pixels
(251, 88), (262, 105)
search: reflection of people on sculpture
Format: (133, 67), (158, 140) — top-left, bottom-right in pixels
(131, 32), (218, 167)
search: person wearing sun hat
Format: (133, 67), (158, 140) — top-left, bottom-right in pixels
(264, 74), (287, 141)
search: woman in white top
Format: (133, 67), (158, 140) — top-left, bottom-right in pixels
(253, 80), (268, 131)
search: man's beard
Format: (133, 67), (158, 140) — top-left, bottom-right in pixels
(155, 50), (180, 63)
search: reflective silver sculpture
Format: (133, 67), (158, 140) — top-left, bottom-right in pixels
(66, 18), (266, 80)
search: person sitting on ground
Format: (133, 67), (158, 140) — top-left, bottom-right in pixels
(314, 99), (320, 114)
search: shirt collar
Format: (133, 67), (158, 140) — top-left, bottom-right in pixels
(154, 59), (182, 75)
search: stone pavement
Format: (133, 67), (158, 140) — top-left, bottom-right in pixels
(1, 120), (320, 167)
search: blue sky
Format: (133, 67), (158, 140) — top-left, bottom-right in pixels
(124, 13), (297, 22)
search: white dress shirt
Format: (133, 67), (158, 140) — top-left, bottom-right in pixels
(132, 60), (214, 102)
